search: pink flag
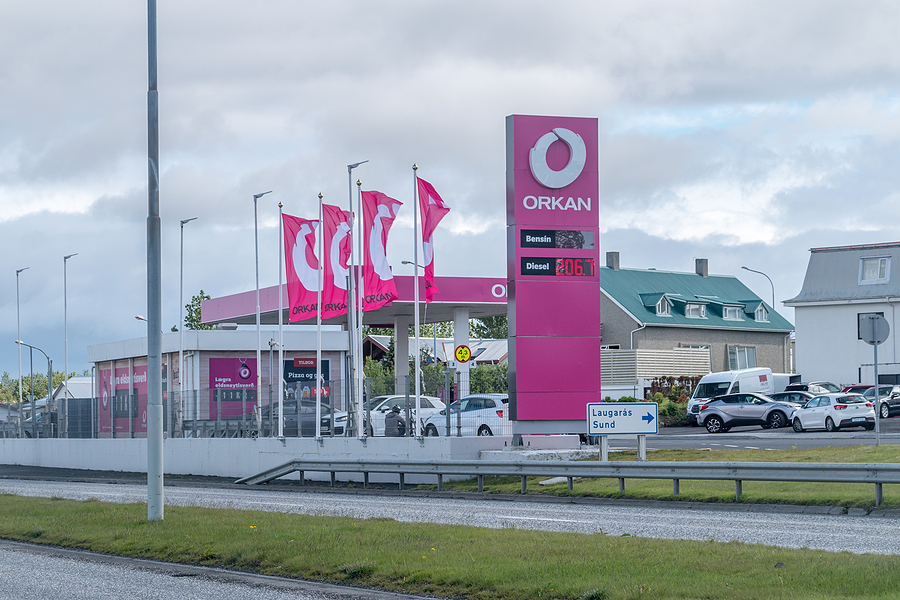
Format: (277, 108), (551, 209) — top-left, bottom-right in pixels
(362, 190), (403, 311)
(416, 177), (450, 302)
(322, 204), (353, 320)
(282, 213), (320, 323)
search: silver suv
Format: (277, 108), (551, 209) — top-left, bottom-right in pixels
(698, 393), (797, 433)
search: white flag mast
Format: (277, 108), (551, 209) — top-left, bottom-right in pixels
(315, 192), (324, 440)
(412, 164), (421, 436)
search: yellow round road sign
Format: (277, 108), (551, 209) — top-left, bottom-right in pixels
(455, 345), (472, 363)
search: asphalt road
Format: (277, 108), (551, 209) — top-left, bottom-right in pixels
(0, 476), (898, 555)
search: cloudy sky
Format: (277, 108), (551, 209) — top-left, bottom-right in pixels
(3, 0), (899, 376)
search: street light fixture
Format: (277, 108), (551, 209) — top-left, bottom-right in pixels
(16, 267), (29, 438)
(63, 253), (77, 438)
(179, 217), (198, 430)
(741, 266), (776, 311)
(15, 340), (51, 439)
(253, 191), (273, 426)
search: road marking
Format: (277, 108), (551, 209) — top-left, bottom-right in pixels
(745, 446), (760, 449)
(724, 444), (739, 448)
(499, 515), (590, 524)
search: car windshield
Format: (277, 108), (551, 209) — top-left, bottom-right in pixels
(863, 386), (892, 398)
(840, 396), (864, 404)
(694, 382), (731, 398)
(366, 396), (391, 410)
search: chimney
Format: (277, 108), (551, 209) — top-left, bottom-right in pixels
(606, 251), (620, 271)
(695, 258), (708, 277)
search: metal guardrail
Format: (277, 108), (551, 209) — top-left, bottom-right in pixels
(236, 458), (900, 506)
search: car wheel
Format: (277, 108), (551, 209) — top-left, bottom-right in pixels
(792, 418), (804, 433)
(477, 425), (493, 436)
(866, 424), (875, 431)
(704, 416), (724, 434)
(881, 403), (890, 419)
(825, 417), (838, 432)
(425, 424), (439, 437)
(767, 412), (785, 429)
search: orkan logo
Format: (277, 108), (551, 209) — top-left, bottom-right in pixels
(529, 127), (586, 189)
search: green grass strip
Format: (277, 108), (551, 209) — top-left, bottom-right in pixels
(0, 493), (898, 600)
(422, 445), (900, 509)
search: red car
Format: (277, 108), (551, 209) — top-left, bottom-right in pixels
(841, 384), (872, 394)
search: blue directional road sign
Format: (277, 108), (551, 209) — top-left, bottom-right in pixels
(587, 402), (659, 435)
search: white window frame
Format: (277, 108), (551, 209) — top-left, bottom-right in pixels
(685, 303), (706, 318)
(723, 306), (743, 320)
(728, 345), (757, 370)
(859, 256), (890, 285)
(755, 305), (769, 322)
(656, 298), (670, 316)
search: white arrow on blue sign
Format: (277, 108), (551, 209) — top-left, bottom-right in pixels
(587, 402), (659, 435)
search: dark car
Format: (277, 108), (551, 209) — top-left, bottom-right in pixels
(769, 391), (815, 407)
(261, 400), (334, 437)
(698, 393), (797, 433)
(784, 381), (841, 395)
(861, 385), (900, 419)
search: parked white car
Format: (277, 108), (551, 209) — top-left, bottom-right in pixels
(422, 393), (509, 437)
(791, 393), (875, 432)
(333, 394), (444, 436)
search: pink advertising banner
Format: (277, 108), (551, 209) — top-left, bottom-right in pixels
(361, 190), (402, 312)
(322, 203), (353, 319)
(209, 357), (257, 418)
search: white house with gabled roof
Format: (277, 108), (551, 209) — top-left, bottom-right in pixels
(785, 242), (900, 386)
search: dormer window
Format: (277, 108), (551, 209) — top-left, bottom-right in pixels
(685, 303), (706, 318)
(860, 256), (890, 285)
(755, 305), (769, 322)
(656, 298), (670, 316)
(724, 306), (743, 320)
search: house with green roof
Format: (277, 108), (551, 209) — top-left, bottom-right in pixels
(600, 253), (794, 373)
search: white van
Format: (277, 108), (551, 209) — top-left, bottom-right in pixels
(686, 368), (774, 425)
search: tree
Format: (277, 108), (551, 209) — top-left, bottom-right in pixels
(470, 315), (508, 339)
(184, 290), (215, 330)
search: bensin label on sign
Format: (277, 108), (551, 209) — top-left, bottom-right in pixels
(587, 402), (659, 436)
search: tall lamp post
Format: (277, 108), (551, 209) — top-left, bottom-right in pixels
(347, 160), (367, 436)
(741, 266), (775, 311)
(253, 191), (273, 426)
(16, 267), (29, 438)
(63, 253), (77, 438)
(15, 341), (51, 439)
(179, 217), (197, 433)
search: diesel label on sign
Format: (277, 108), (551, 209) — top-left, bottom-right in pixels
(521, 257), (555, 275)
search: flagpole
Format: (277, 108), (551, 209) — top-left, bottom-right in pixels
(316, 192), (323, 440)
(412, 165), (421, 436)
(356, 179), (365, 438)
(277, 202), (284, 438)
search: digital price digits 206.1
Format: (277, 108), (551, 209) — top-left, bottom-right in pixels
(521, 257), (595, 277)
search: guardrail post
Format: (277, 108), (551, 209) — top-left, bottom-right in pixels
(567, 477), (573, 491)
(330, 472), (336, 487)
(521, 476), (527, 494)
(364, 472), (369, 489)
(478, 475), (484, 492)
(618, 478), (625, 493)
(298, 470), (304, 486)
(876, 483), (883, 507)
(735, 479), (742, 500)
(673, 478), (680, 496)
(437, 474), (443, 491)
(399, 473), (405, 490)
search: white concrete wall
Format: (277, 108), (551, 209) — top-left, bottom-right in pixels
(795, 302), (900, 385)
(0, 435), (580, 484)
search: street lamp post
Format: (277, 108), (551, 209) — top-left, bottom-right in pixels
(253, 191), (273, 428)
(16, 267), (29, 438)
(179, 218), (197, 434)
(347, 160), (367, 436)
(15, 341), (51, 439)
(63, 253), (77, 438)
(741, 266), (776, 311)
